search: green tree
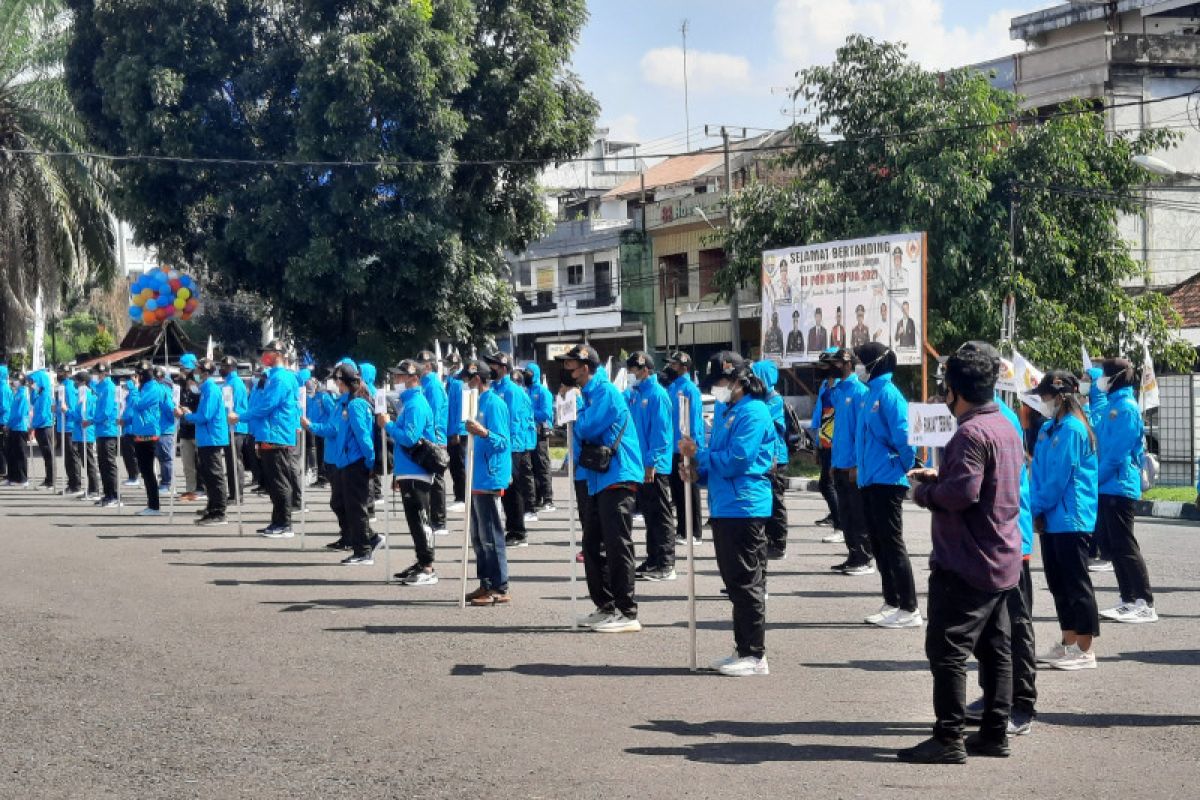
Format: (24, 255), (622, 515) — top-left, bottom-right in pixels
(90, 327), (114, 354)
(64, 0), (597, 360)
(0, 0), (117, 354)
(719, 36), (1193, 372)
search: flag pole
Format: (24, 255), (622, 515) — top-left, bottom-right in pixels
(458, 388), (478, 608)
(681, 394), (697, 672)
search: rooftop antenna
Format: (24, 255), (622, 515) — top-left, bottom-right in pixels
(681, 19), (691, 151)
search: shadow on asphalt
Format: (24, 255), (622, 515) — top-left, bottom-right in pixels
(1113, 649), (1200, 667)
(799, 660), (928, 672)
(170, 560), (333, 569)
(450, 662), (694, 677)
(624, 742), (896, 764)
(1039, 711), (1200, 727)
(632, 719), (929, 738)
(262, 597), (459, 611)
(327, 624), (568, 636)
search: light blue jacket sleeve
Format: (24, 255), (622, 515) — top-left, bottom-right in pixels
(575, 382), (622, 444)
(386, 406), (427, 448)
(1030, 423), (1083, 518)
(700, 406), (771, 480)
(185, 383), (222, 427)
(348, 398), (376, 470)
(481, 391), (510, 454)
(880, 387), (914, 465)
(242, 372), (287, 423)
(646, 387), (673, 473)
(1097, 402), (1140, 489)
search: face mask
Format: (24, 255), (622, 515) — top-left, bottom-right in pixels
(559, 368), (578, 388)
(1079, 380), (1091, 397)
(854, 365), (868, 380)
(712, 386), (733, 405)
(261, 353), (279, 369)
(1096, 376), (1112, 393)
(627, 374), (642, 388)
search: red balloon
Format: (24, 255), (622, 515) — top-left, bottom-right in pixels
(169, 279), (182, 291)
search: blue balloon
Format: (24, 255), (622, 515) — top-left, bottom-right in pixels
(131, 281), (141, 294)
(129, 305), (142, 318)
(146, 299), (157, 311)
(181, 275), (193, 288)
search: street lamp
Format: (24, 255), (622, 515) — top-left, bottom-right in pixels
(1133, 154), (1199, 180)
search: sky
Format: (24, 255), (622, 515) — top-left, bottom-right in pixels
(571, 0), (1050, 152)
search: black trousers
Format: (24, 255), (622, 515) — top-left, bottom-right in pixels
(243, 435), (260, 486)
(314, 436), (326, 482)
(926, 568), (1013, 744)
(574, 479), (592, 539)
(258, 447), (293, 528)
(1098, 494), (1153, 605)
(502, 452), (529, 536)
(64, 432), (80, 491)
(120, 435), (138, 481)
(430, 470), (447, 529)
(5, 430), (28, 484)
(34, 427), (54, 486)
(325, 465), (343, 535)
(641, 473), (676, 569)
(134, 439), (161, 510)
(287, 441), (303, 509)
(447, 437), (466, 502)
(370, 425), (383, 504)
(224, 433), (246, 501)
(833, 469), (872, 566)
(197, 445), (228, 517)
(861, 484), (917, 611)
(331, 461), (372, 556)
(670, 453), (702, 541)
(0, 427), (6, 475)
(582, 485), (638, 619)
(1008, 561), (1037, 714)
(712, 517), (768, 659)
(73, 439), (99, 494)
(399, 478), (435, 566)
(96, 437), (119, 500)
(516, 449), (535, 512)
(1040, 532), (1101, 636)
(532, 434), (554, 507)
(817, 448), (840, 525)
(766, 465), (789, 552)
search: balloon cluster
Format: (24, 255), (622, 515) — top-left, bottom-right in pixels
(128, 267), (200, 326)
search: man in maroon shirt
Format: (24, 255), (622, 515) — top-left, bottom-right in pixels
(899, 342), (1023, 764)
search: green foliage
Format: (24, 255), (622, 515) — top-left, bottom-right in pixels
(90, 328), (114, 354)
(0, 0), (117, 352)
(64, 0), (597, 361)
(720, 36), (1193, 373)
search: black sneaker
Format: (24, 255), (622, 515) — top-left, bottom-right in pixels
(196, 515), (228, 527)
(195, 508), (208, 516)
(766, 546), (786, 561)
(1008, 708), (1034, 736)
(642, 567), (677, 582)
(341, 551), (374, 566)
(505, 534), (528, 548)
(830, 560), (850, 571)
(370, 533), (386, 553)
(257, 525), (277, 534)
(965, 732), (1010, 758)
(815, 514), (835, 527)
(896, 737), (967, 764)
(325, 539), (350, 551)
(635, 561), (653, 577)
(394, 562), (422, 581)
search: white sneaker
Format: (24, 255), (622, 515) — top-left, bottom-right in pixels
(523, 512), (539, 523)
(864, 604), (898, 625)
(1050, 644), (1097, 671)
(875, 608), (923, 629)
(632, 513), (645, 527)
(576, 608), (610, 627)
(1036, 641), (1068, 665)
(717, 656), (769, 677)
(592, 612), (642, 633)
(433, 527), (450, 537)
(540, 503), (557, 513)
(821, 531), (845, 544)
(1118, 599), (1159, 624)
(708, 652), (739, 671)
(122, 479), (141, 488)
(402, 570), (439, 586)
(1100, 603), (1135, 621)
(134, 508), (163, 517)
(448, 501), (466, 513)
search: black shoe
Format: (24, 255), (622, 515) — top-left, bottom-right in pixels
(505, 534), (528, 548)
(815, 514), (835, 527)
(766, 546), (786, 561)
(325, 539), (350, 551)
(196, 515), (228, 527)
(635, 561), (653, 577)
(257, 525), (276, 534)
(830, 560), (850, 571)
(964, 732), (1010, 758)
(897, 737), (966, 765)
(394, 562), (421, 581)
(964, 697), (985, 726)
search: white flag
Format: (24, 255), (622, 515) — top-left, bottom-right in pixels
(1141, 343), (1160, 411)
(1010, 349), (1046, 412)
(612, 367), (629, 392)
(206, 336), (215, 360)
(1081, 345), (1093, 374)
(604, 356), (613, 380)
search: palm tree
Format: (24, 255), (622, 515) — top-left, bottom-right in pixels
(0, 0), (116, 360)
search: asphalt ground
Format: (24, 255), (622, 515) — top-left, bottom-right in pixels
(1, 457), (1198, 799)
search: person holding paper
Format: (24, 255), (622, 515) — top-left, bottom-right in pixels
(664, 351), (704, 545)
(853, 342), (920, 629)
(153, 366), (177, 494)
(461, 359), (514, 606)
(129, 362), (167, 515)
(444, 351), (468, 511)
(241, 340), (301, 538)
(1094, 358), (1157, 624)
(357, 362), (381, 519)
(4, 369), (31, 487)
(220, 357), (250, 500)
(58, 365), (80, 494)
(91, 364), (122, 507)
(680, 352), (775, 677)
(559, 343), (644, 634)
(180, 358), (230, 526)
(627, 351), (676, 582)
(29, 369), (55, 489)
(385, 359), (439, 585)
(68, 371), (99, 498)
(176, 354), (203, 502)
(902, 343), (1022, 763)
(823, 349), (873, 575)
(485, 352), (535, 546)
(118, 371), (141, 487)
(524, 361), (556, 513)
(303, 362), (380, 564)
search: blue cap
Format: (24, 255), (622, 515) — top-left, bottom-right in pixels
(179, 354), (198, 369)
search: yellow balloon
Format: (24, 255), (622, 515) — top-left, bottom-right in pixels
(177, 288), (190, 300)
(174, 298), (186, 310)
(133, 295), (146, 307)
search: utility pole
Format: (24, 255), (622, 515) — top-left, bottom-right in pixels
(722, 126), (741, 355)
(681, 20), (691, 151)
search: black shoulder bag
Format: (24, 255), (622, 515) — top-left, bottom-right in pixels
(579, 418), (628, 473)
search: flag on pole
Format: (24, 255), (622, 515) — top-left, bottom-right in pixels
(206, 335), (215, 360)
(434, 339), (444, 378)
(1141, 342), (1160, 411)
(604, 356), (613, 380)
(1081, 345), (1093, 374)
(1008, 349), (1046, 412)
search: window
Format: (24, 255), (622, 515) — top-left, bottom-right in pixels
(659, 253), (689, 300)
(698, 248), (725, 297)
(567, 264), (584, 285)
(593, 261), (612, 302)
(517, 261), (532, 286)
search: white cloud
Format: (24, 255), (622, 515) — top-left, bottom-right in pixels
(773, 0), (1041, 73)
(601, 113), (641, 143)
(639, 47), (753, 93)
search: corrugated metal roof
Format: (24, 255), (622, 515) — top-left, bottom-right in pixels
(74, 346), (153, 370)
(603, 152), (725, 200)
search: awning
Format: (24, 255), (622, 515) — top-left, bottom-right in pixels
(74, 346), (153, 370)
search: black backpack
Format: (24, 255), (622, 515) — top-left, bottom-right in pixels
(781, 398), (805, 455)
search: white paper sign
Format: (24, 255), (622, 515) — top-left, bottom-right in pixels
(222, 385), (234, 412)
(172, 385), (182, 405)
(908, 403), (957, 447)
(555, 388), (579, 424)
(373, 390), (387, 415)
(463, 388), (478, 422)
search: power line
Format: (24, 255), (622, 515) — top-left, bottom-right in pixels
(2, 89), (1196, 172)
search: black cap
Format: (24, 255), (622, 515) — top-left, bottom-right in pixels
(458, 359), (492, 382)
(259, 339), (285, 354)
(414, 350), (437, 364)
(818, 347), (852, 365)
(71, 370), (91, 383)
(93, 362), (110, 375)
(1028, 369), (1079, 397)
(554, 343), (600, 368)
(483, 351), (513, 370)
(701, 351), (747, 391)
(626, 350), (654, 371)
(196, 357), (218, 374)
(389, 359), (420, 377)
(332, 362), (360, 382)
(666, 351), (693, 370)
(220, 355), (239, 369)
(443, 351), (462, 366)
